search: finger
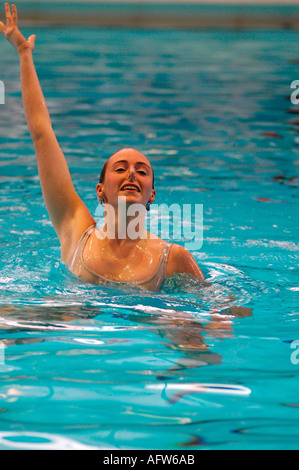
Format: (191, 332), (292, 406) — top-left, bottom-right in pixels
(0, 20), (6, 35)
(5, 3), (12, 27)
(11, 4), (17, 26)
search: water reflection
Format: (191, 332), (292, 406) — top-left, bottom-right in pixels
(115, 291), (252, 374)
(0, 278), (252, 376)
(0, 431), (105, 450)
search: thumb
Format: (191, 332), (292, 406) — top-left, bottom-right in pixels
(28, 34), (36, 48)
(0, 21), (6, 35)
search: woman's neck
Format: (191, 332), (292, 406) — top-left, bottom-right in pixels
(99, 203), (148, 247)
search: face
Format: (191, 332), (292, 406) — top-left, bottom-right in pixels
(96, 148), (156, 209)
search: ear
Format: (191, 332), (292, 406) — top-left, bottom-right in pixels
(149, 188), (156, 203)
(96, 182), (104, 202)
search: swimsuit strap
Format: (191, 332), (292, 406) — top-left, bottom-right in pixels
(138, 241), (173, 285)
(67, 224), (96, 271)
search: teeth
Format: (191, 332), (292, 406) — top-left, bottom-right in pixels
(122, 186), (139, 191)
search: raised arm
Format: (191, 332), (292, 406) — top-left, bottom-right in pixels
(0, 4), (94, 260)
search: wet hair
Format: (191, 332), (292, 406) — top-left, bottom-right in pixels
(99, 161), (108, 184)
(99, 159), (155, 189)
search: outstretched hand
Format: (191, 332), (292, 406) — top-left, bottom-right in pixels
(0, 3), (35, 54)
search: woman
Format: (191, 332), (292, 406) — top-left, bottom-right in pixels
(0, 3), (204, 291)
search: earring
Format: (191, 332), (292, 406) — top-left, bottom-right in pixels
(146, 201), (152, 211)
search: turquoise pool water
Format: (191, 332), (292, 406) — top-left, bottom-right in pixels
(0, 29), (298, 450)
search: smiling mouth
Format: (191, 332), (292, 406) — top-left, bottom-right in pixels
(120, 184), (140, 192)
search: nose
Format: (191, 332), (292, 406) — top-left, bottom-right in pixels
(127, 168), (136, 181)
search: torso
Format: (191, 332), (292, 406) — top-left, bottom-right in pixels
(60, 211), (204, 288)
(65, 224), (174, 290)
(81, 227), (169, 283)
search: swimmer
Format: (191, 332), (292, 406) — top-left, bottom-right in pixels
(0, 3), (204, 291)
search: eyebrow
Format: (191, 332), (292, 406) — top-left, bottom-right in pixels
(112, 160), (152, 171)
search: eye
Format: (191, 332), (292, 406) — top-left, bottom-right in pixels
(137, 170), (147, 175)
(115, 168), (126, 172)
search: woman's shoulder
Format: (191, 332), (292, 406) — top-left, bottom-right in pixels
(166, 243), (205, 280)
(145, 234), (191, 259)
